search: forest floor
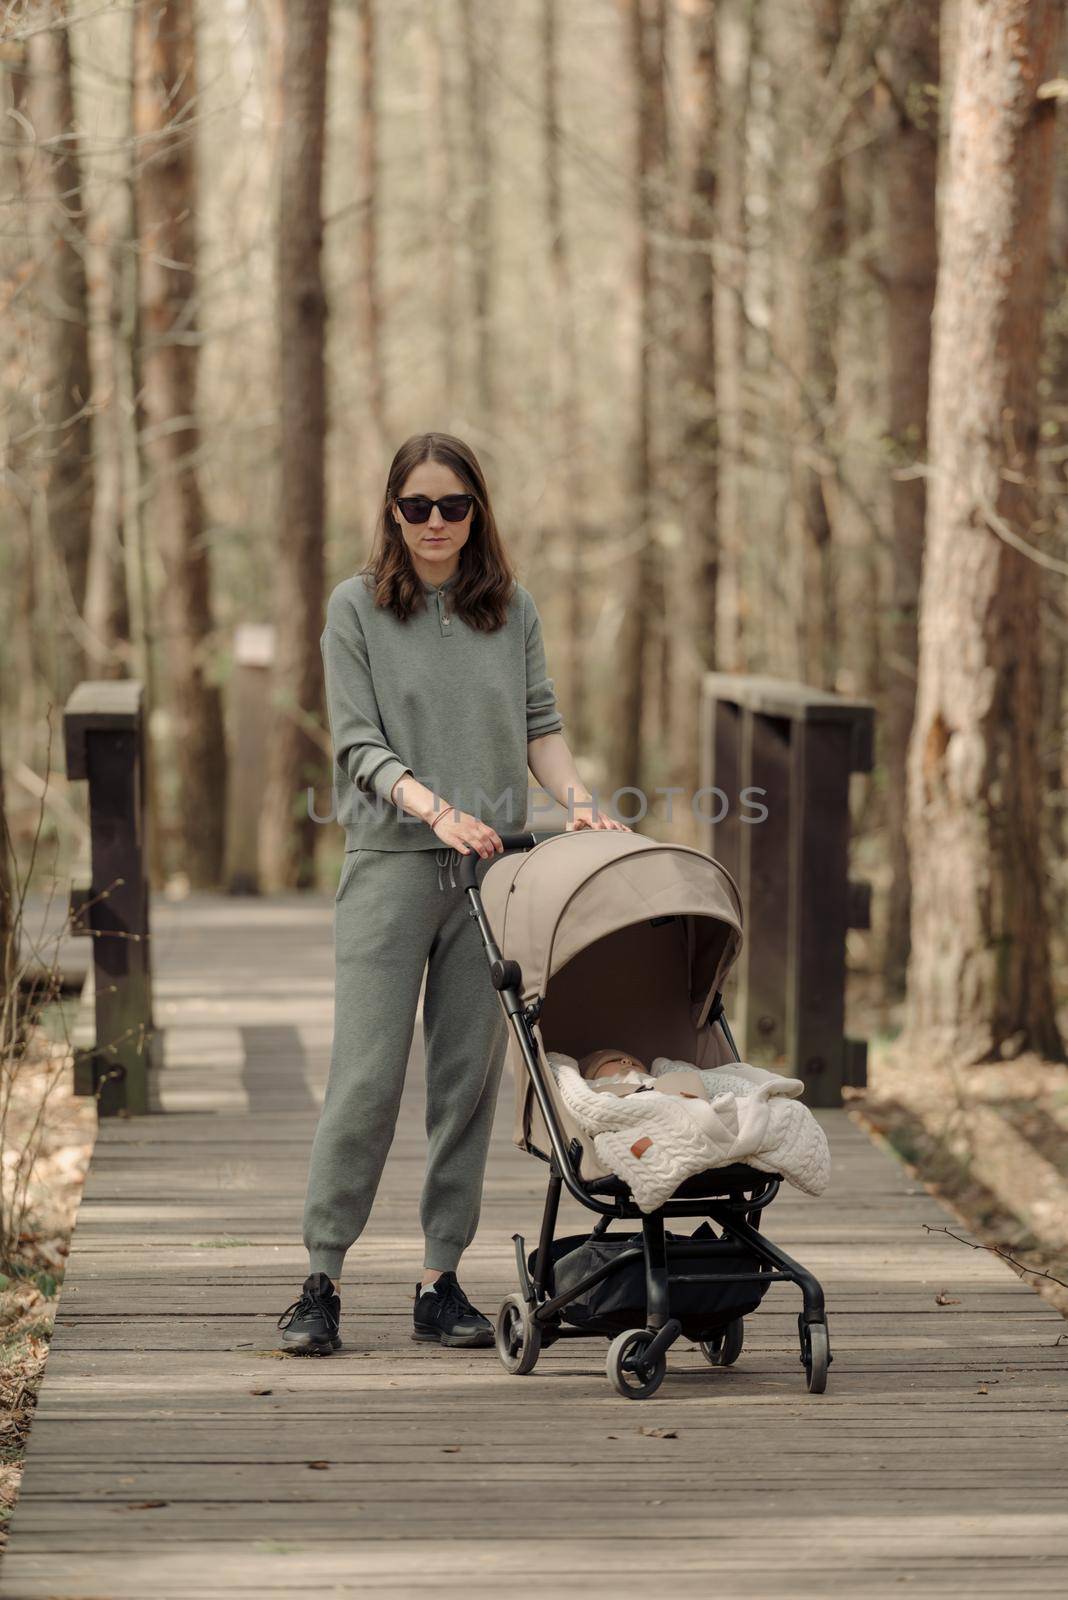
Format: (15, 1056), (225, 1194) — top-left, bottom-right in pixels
(846, 973), (1068, 1322)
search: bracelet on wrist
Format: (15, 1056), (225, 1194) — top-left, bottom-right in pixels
(429, 804), (452, 831)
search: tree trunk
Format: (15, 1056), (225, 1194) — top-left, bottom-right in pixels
(0, 40), (43, 770)
(1042, 23), (1068, 957)
(616, 0), (667, 807)
(23, 4), (94, 709)
(133, 0), (226, 887)
(768, 0), (843, 688)
(874, 2), (940, 999)
(123, 16), (165, 890)
(647, 1), (672, 764)
(905, 0), (1065, 1064)
(543, 0), (589, 759)
(802, 0), (843, 693)
(459, 0), (495, 433)
(831, 119), (884, 708)
(669, 0), (718, 834)
(261, 0), (330, 891)
(0, 711), (14, 1060)
(422, 4), (458, 423)
(712, 0), (753, 675)
(355, 0), (388, 458)
(84, 227), (132, 680)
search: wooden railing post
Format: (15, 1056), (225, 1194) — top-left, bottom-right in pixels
(701, 673), (874, 1107)
(64, 681), (160, 1115)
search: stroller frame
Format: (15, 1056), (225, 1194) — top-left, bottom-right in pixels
(447, 832), (832, 1399)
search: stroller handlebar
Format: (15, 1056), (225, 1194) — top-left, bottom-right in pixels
(494, 831), (546, 853)
(446, 829), (558, 891)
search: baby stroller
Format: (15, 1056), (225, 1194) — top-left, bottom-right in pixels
(441, 828), (831, 1400)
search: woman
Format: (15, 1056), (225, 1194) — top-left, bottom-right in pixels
(277, 431), (629, 1355)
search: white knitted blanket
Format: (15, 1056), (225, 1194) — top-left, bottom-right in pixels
(546, 1053), (830, 1212)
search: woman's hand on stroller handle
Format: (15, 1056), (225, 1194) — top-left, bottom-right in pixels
(430, 807), (504, 860)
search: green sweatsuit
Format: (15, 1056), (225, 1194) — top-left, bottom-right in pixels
(302, 565), (564, 1278)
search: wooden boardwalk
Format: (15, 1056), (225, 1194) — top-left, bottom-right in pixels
(3, 891), (1067, 1599)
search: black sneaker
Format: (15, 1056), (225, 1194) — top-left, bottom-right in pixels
(276, 1272), (342, 1355)
(412, 1271), (494, 1348)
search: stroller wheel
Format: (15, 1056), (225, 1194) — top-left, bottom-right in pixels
(700, 1317), (744, 1368)
(606, 1328), (667, 1400)
(800, 1319), (830, 1393)
(495, 1294), (542, 1375)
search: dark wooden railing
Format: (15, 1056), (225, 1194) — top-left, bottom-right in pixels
(700, 673), (874, 1107)
(64, 680), (160, 1116)
(57, 668), (870, 1114)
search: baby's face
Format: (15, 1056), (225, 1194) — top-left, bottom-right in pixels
(587, 1054), (646, 1080)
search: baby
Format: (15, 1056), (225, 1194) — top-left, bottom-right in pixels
(577, 1048), (712, 1159)
(578, 1047), (804, 1100)
(578, 1048), (648, 1082)
(578, 1047), (709, 1100)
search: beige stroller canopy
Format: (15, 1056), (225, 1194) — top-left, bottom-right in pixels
(481, 830), (743, 1017)
(480, 832), (745, 1171)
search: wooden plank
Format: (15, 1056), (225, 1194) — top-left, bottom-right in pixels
(2, 893), (1066, 1600)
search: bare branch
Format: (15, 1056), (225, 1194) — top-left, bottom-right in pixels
(923, 1223), (1068, 1290)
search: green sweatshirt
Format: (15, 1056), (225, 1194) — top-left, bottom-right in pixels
(321, 568), (564, 850)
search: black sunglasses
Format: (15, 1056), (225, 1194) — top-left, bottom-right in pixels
(395, 494), (474, 524)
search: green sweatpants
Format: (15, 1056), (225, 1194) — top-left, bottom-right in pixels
(302, 847), (509, 1279)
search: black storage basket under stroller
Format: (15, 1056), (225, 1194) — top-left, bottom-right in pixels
(534, 1222), (774, 1342)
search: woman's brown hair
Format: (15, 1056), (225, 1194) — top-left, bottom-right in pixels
(359, 433), (517, 631)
